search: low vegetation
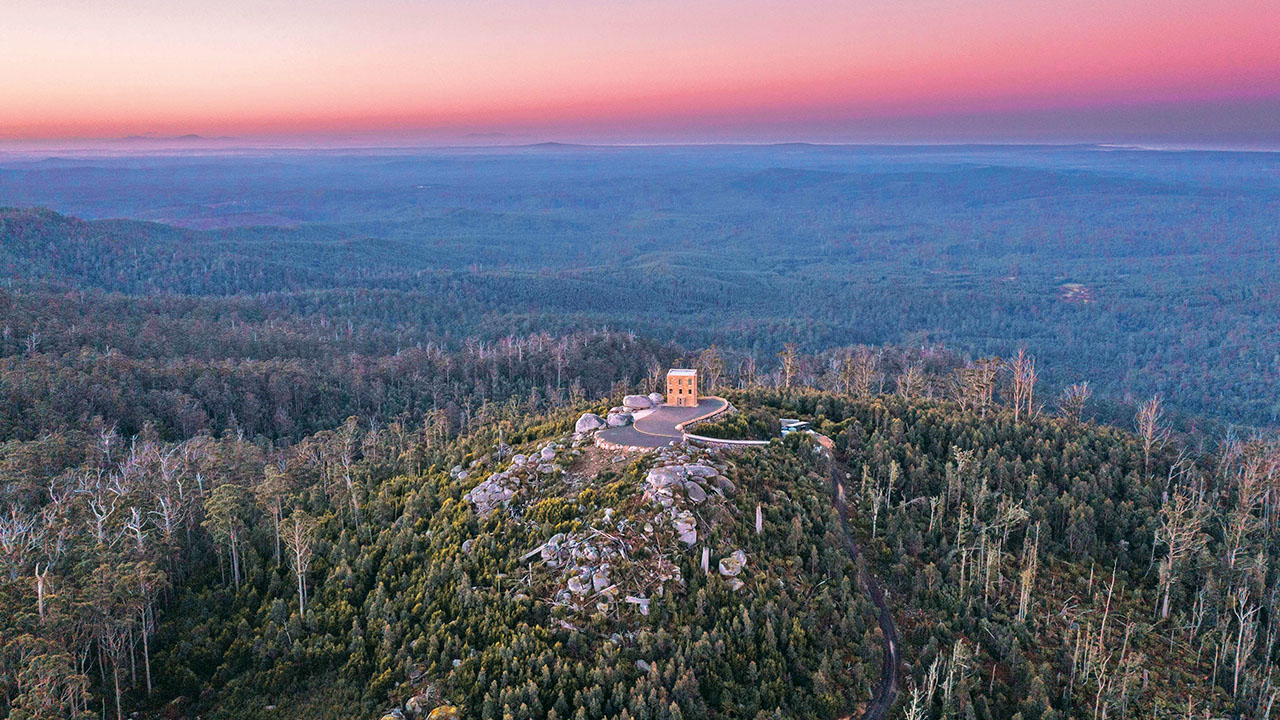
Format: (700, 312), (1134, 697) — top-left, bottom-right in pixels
(690, 407), (782, 441)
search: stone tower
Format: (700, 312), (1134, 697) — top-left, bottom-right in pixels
(666, 368), (698, 407)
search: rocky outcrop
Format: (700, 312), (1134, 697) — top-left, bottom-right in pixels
(541, 519), (674, 619)
(464, 441), (567, 516)
(606, 412), (633, 427)
(672, 511), (697, 545)
(648, 392), (665, 405)
(623, 394), (654, 410)
(643, 461), (724, 507)
(575, 413), (606, 433)
(463, 474), (517, 517)
(404, 687), (445, 717)
(684, 464), (717, 478)
(638, 453), (737, 553)
(643, 466), (684, 507)
(718, 549), (747, 577)
(508, 443), (748, 626)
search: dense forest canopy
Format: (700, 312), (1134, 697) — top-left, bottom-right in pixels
(4, 381), (1278, 719)
(1, 143), (1279, 720)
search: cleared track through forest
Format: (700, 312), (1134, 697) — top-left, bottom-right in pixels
(817, 435), (900, 720)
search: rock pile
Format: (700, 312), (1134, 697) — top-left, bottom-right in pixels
(642, 460), (733, 510)
(672, 511), (697, 545)
(463, 474), (518, 517)
(575, 408), (638, 433)
(536, 519), (680, 620)
(637, 449), (750, 591)
(712, 549), (747, 591)
(463, 441), (566, 516)
(718, 549), (746, 576)
(572, 389), (670, 440)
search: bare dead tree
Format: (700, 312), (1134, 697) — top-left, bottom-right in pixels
(1234, 585), (1260, 698)
(134, 563), (165, 697)
(1156, 485), (1207, 619)
(1017, 522), (1041, 623)
(552, 338), (569, 388)
(778, 343), (799, 389)
(698, 346), (725, 392)
(335, 417), (364, 531)
(34, 561), (49, 623)
(1136, 396), (1169, 477)
(844, 347), (880, 399)
(903, 680), (927, 720)
(645, 361), (664, 394)
(897, 363), (925, 400)
(1007, 348), (1037, 422)
(121, 507), (147, 555)
(1221, 444), (1273, 577)
(87, 484), (119, 547)
(282, 510), (316, 614)
(0, 504), (37, 581)
(954, 358), (1001, 415)
(834, 349), (854, 394)
(942, 637), (972, 712)
(1058, 381), (1092, 424)
(728, 356), (747, 389)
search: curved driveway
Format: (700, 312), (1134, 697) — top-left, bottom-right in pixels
(597, 397), (728, 449)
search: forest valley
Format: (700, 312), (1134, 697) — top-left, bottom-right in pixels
(2, 337), (1279, 720)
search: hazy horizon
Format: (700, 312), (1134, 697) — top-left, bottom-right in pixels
(4, 0), (1278, 146)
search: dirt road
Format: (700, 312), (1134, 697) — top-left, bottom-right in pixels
(819, 437), (900, 720)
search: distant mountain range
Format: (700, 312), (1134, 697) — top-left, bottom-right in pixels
(119, 133), (238, 142)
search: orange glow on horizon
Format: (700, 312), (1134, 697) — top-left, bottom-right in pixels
(2, 0), (1277, 140)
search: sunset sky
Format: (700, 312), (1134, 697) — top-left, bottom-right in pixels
(3, 0), (1279, 145)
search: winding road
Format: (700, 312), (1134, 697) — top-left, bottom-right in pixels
(819, 438), (901, 720)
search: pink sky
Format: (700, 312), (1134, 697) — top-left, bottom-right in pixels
(2, 0), (1278, 142)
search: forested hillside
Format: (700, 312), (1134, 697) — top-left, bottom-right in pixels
(1, 396), (886, 719)
(702, 389), (1280, 718)
(2, 142), (1279, 719)
(3, 143), (1279, 426)
(5, 381), (1276, 719)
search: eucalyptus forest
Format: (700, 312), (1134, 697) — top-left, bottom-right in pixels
(1, 144), (1278, 719)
